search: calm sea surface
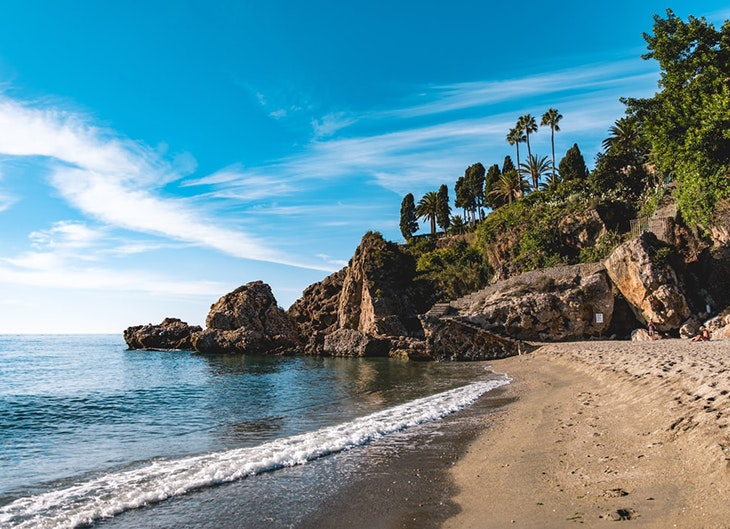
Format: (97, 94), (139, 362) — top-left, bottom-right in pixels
(0, 335), (509, 529)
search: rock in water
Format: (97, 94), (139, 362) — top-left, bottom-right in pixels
(192, 281), (300, 355)
(123, 318), (201, 350)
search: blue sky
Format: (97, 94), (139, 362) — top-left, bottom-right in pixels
(0, 1), (728, 333)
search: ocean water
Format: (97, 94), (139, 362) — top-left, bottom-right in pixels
(0, 335), (510, 529)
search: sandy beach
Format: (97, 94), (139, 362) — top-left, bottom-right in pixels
(445, 339), (730, 528)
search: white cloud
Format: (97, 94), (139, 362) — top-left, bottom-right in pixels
(29, 220), (105, 250)
(0, 96), (329, 271)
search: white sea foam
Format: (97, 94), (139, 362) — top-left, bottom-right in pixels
(0, 376), (509, 529)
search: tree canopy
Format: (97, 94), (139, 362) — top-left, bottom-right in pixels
(624, 9), (730, 227)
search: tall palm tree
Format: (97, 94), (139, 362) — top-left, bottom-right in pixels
(519, 114), (538, 162)
(602, 117), (640, 155)
(541, 108), (562, 180)
(488, 170), (529, 206)
(519, 154), (552, 190)
(416, 191), (440, 237)
(506, 127), (525, 169)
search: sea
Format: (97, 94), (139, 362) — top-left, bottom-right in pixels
(0, 334), (511, 529)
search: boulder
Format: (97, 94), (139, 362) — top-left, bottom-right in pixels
(123, 318), (201, 350)
(631, 328), (654, 341)
(192, 281), (300, 355)
(679, 316), (702, 339)
(450, 263), (614, 341)
(604, 232), (690, 332)
(322, 328), (390, 357)
(419, 315), (525, 361)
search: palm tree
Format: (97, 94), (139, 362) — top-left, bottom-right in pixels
(602, 117), (641, 156)
(519, 154), (552, 190)
(488, 170), (529, 206)
(506, 127), (525, 169)
(541, 108), (562, 180)
(449, 215), (468, 235)
(519, 114), (538, 162)
(416, 191), (440, 237)
(540, 171), (562, 192)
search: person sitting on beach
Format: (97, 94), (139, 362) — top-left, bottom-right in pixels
(690, 326), (711, 342)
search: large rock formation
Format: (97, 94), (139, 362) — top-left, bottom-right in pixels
(287, 232), (434, 356)
(192, 281), (300, 355)
(605, 232), (691, 331)
(124, 318), (201, 350)
(448, 263), (614, 341)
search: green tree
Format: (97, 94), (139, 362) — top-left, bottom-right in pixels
(448, 215), (468, 235)
(558, 143), (588, 182)
(502, 155), (516, 175)
(399, 193), (419, 241)
(520, 154), (552, 191)
(454, 176), (474, 223)
(416, 191), (440, 237)
(590, 117), (651, 199)
(484, 163), (503, 209)
(541, 108), (563, 180)
(488, 170), (529, 205)
(623, 9), (730, 227)
(464, 163), (486, 220)
(518, 114), (538, 164)
(436, 184), (452, 232)
(506, 127), (525, 169)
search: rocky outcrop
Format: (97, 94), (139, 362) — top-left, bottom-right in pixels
(124, 318), (201, 350)
(287, 232), (434, 356)
(322, 328), (390, 357)
(449, 263), (614, 341)
(287, 269), (346, 354)
(605, 232), (691, 332)
(192, 281), (300, 355)
(419, 315), (528, 360)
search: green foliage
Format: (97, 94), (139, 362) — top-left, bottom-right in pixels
(624, 9), (730, 228)
(416, 191), (440, 237)
(578, 231), (622, 263)
(412, 238), (491, 300)
(558, 143), (587, 182)
(399, 193), (419, 241)
(484, 164), (504, 209)
(436, 184), (451, 231)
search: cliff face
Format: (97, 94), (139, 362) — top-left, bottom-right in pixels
(448, 263), (615, 342)
(287, 232), (434, 356)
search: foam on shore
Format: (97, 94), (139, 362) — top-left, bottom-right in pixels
(0, 376), (509, 529)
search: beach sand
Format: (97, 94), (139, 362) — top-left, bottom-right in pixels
(444, 339), (730, 528)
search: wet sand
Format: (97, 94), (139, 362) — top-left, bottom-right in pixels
(444, 339), (730, 528)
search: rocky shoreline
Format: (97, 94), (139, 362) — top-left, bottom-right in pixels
(124, 230), (730, 359)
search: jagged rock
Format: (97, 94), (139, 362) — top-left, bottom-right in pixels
(192, 281), (299, 355)
(631, 328), (654, 341)
(419, 315), (526, 360)
(387, 336), (432, 361)
(709, 200), (730, 246)
(704, 308), (730, 340)
(287, 232), (434, 355)
(605, 232), (690, 332)
(450, 263), (613, 341)
(322, 328), (390, 357)
(336, 232), (432, 336)
(123, 318), (201, 350)
(680, 316), (702, 339)
(287, 269), (346, 354)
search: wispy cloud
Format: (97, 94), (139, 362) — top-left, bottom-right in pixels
(0, 96), (329, 271)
